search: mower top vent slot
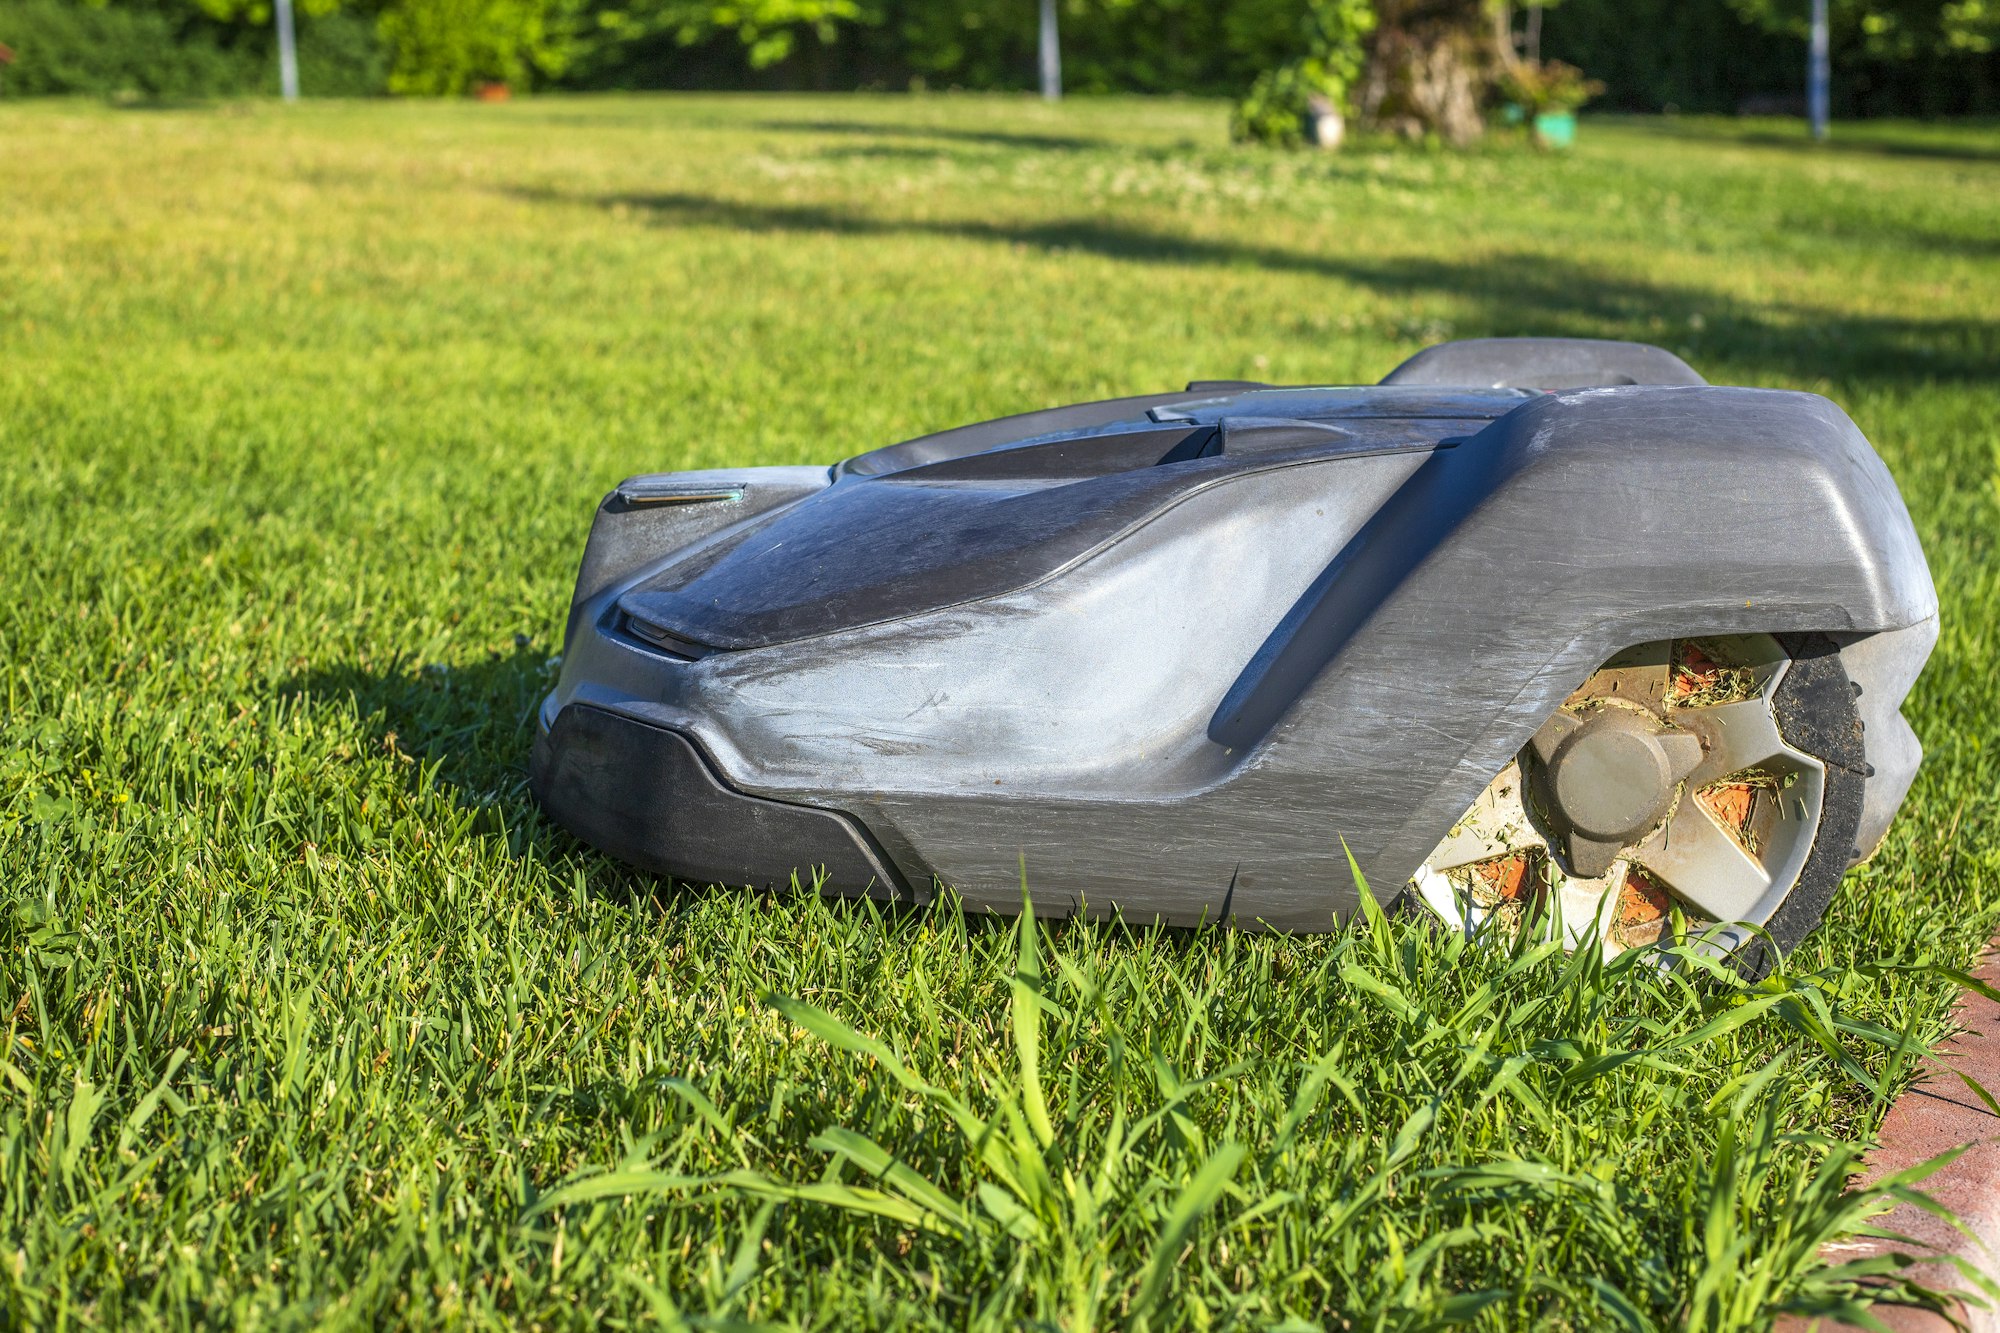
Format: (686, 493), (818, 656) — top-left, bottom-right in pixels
(616, 611), (712, 661)
(880, 425), (1218, 482)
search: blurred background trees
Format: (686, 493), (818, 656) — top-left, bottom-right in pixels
(0, 0), (1993, 116)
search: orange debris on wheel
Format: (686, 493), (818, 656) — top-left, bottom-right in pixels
(1670, 642), (1724, 701)
(1470, 853), (1534, 907)
(1612, 868), (1675, 949)
(1697, 782), (1758, 841)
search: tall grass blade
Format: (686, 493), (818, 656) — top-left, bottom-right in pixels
(1130, 1141), (1245, 1330)
(1015, 858), (1056, 1150)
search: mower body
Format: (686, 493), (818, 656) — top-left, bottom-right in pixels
(531, 339), (1936, 928)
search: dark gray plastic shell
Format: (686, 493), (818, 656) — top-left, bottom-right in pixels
(537, 343), (1936, 930)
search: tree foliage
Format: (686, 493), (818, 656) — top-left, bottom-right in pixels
(1, 0), (1994, 114)
(1230, 0), (1376, 143)
(675, 0), (858, 67)
(1728, 0), (1998, 56)
(375, 0), (576, 92)
(365, 0), (864, 91)
(0, 0), (384, 95)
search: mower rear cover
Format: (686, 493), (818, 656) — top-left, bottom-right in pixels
(531, 338), (1937, 965)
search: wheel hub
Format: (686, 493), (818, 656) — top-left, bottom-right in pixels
(1409, 635), (1834, 960)
(1529, 703), (1702, 876)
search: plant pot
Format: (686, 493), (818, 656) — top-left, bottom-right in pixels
(1308, 107), (1345, 150)
(1301, 93), (1346, 150)
(1532, 110), (1577, 149)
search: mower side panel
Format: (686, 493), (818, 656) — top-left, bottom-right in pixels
(1227, 385), (1935, 910)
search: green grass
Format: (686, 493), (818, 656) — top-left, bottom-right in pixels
(1, 94), (1997, 1329)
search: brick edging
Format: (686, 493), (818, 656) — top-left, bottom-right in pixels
(1778, 951), (2000, 1333)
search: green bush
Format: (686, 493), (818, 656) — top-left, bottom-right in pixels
(376, 0), (575, 93)
(0, 0), (1993, 113)
(297, 11), (390, 95)
(0, 0), (258, 97)
(1230, 62), (1324, 146)
(1227, 0), (1373, 146)
(1495, 57), (1604, 116)
(842, 0), (1360, 98)
(0, 0), (387, 98)
(1542, 0), (1998, 114)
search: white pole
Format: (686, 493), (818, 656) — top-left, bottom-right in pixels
(275, 0), (299, 102)
(1038, 0), (1060, 102)
(1808, 0), (1829, 140)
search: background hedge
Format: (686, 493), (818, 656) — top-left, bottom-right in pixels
(0, 0), (1994, 117)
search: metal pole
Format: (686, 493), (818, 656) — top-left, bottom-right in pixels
(275, 0), (299, 103)
(1038, 0), (1060, 102)
(1808, 0), (1829, 140)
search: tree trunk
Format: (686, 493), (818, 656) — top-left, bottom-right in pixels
(1357, 0), (1496, 146)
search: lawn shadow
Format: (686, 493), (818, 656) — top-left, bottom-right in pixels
(519, 184), (1996, 386)
(285, 643), (551, 809)
(1615, 115), (2000, 166)
(749, 117), (1107, 152)
(809, 143), (966, 162)
(276, 644), (938, 926)
(105, 95), (241, 112)
(279, 644), (676, 910)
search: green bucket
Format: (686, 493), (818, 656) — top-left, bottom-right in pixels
(1533, 110), (1577, 149)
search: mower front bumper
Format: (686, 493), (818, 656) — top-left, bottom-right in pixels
(529, 702), (902, 895)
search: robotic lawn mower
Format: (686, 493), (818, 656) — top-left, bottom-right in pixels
(531, 337), (1936, 964)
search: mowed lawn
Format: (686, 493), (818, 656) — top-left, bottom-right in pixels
(2, 94), (1998, 1329)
